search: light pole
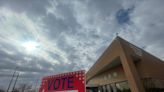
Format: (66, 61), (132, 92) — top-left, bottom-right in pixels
(7, 67), (18, 92)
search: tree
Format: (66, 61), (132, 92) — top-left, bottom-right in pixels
(17, 83), (32, 92)
(0, 89), (5, 92)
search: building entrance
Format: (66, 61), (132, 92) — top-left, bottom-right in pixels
(87, 81), (131, 92)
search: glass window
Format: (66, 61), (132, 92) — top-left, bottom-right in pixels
(113, 72), (118, 77)
(108, 74), (112, 79)
(106, 85), (112, 92)
(143, 78), (164, 92)
(98, 86), (103, 92)
(116, 81), (130, 91)
(111, 83), (117, 92)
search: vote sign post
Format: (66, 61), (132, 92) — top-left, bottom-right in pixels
(39, 70), (85, 92)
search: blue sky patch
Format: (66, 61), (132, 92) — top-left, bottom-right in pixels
(116, 7), (134, 25)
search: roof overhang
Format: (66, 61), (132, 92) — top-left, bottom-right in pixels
(86, 57), (121, 82)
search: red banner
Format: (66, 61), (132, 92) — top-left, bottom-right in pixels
(39, 70), (85, 92)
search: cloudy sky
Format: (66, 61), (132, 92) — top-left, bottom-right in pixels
(0, 0), (164, 89)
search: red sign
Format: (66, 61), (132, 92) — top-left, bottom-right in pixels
(39, 70), (85, 92)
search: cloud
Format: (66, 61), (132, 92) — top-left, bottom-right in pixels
(0, 0), (48, 16)
(0, 0), (164, 89)
(0, 8), (59, 78)
(119, 0), (164, 59)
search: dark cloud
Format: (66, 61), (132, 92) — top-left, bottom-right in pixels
(88, 0), (122, 17)
(42, 1), (81, 39)
(42, 14), (70, 38)
(0, 0), (49, 16)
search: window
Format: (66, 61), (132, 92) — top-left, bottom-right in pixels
(143, 78), (164, 92)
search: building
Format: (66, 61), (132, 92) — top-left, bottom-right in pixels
(86, 37), (164, 92)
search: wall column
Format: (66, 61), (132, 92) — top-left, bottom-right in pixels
(120, 51), (145, 92)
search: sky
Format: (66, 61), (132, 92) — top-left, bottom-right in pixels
(0, 0), (164, 89)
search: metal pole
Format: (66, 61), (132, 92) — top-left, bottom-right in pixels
(12, 73), (19, 92)
(7, 67), (18, 92)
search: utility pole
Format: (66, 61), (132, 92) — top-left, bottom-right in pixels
(7, 67), (18, 92)
(12, 73), (19, 92)
(35, 79), (39, 92)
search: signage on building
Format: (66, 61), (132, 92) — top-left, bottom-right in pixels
(39, 70), (85, 92)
